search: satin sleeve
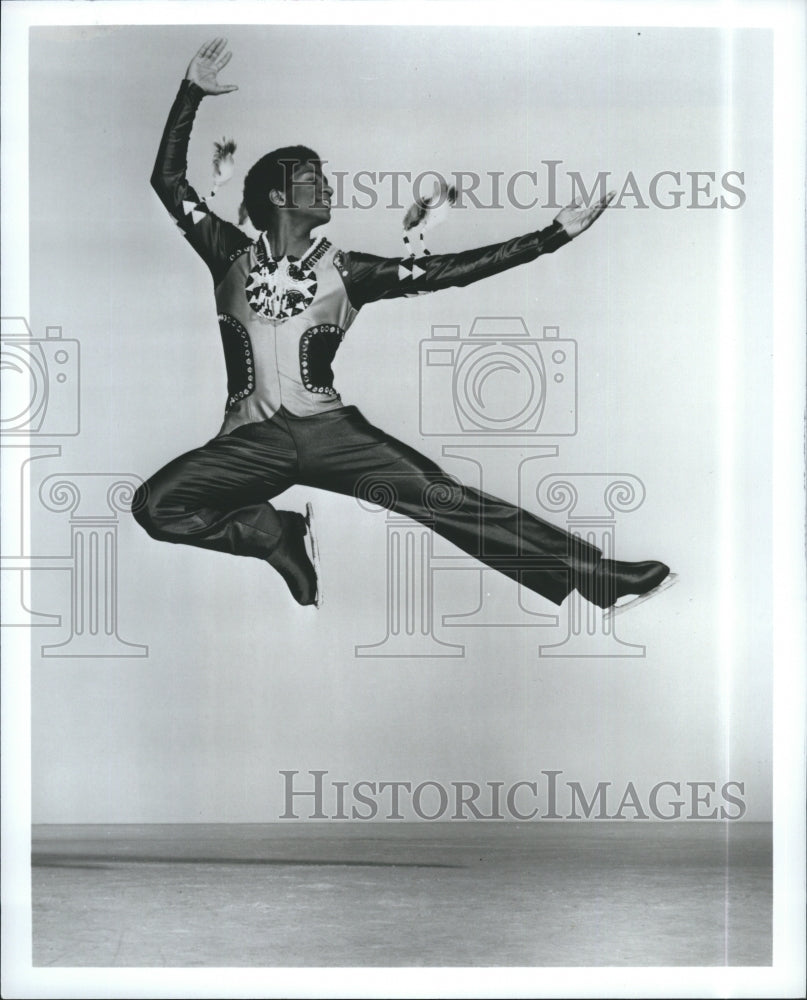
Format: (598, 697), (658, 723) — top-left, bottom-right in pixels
(336, 222), (572, 310)
(151, 79), (251, 284)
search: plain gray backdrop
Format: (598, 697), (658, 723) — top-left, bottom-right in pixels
(27, 24), (773, 823)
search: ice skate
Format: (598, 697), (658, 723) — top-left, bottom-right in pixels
(603, 571), (678, 619)
(576, 559), (677, 619)
(304, 501), (322, 609)
(267, 508), (320, 608)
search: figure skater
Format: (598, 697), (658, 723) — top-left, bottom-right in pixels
(133, 39), (676, 616)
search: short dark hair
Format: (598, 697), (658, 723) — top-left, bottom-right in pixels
(240, 145), (321, 229)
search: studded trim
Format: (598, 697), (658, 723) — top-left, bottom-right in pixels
(218, 313), (256, 410)
(299, 323), (345, 396)
(226, 245), (250, 265)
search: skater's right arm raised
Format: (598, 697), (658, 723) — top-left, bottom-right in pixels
(151, 39), (250, 282)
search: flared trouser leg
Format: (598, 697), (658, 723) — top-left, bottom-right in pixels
(290, 406), (601, 606)
(132, 406), (601, 607)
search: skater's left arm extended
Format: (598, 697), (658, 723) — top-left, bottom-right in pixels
(338, 193), (615, 310)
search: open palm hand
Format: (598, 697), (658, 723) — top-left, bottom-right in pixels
(185, 38), (238, 96)
(555, 190), (616, 238)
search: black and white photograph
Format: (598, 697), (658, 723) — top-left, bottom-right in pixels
(1, 1), (805, 997)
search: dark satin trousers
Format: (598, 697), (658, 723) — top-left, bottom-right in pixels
(132, 406), (601, 607)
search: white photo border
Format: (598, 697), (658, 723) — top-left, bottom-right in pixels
(2, 1), (804, 997)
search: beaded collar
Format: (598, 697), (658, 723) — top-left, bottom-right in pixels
(245, 235), (331, 322)
(254, 234), (331, 272)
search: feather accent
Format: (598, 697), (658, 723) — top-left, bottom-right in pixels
(210, 137), (237, 198)
(403, 179), (457, 232)
(402, 178), (457, 255)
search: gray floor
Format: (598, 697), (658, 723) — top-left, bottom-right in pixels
(32, 822), (771, 967)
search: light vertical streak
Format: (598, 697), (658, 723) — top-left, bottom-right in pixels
(717, 12), (738, 968)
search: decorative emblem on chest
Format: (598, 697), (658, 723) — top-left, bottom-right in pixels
(245, 235), (331, 322)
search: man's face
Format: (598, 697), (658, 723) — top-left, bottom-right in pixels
(282, 160), (333, 223)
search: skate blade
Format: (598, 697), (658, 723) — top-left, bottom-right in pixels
(603, 573), (678, 620)
(305, 501), (322, 609)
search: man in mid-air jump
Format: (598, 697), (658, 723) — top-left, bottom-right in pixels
(133, 38), (676, 615)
